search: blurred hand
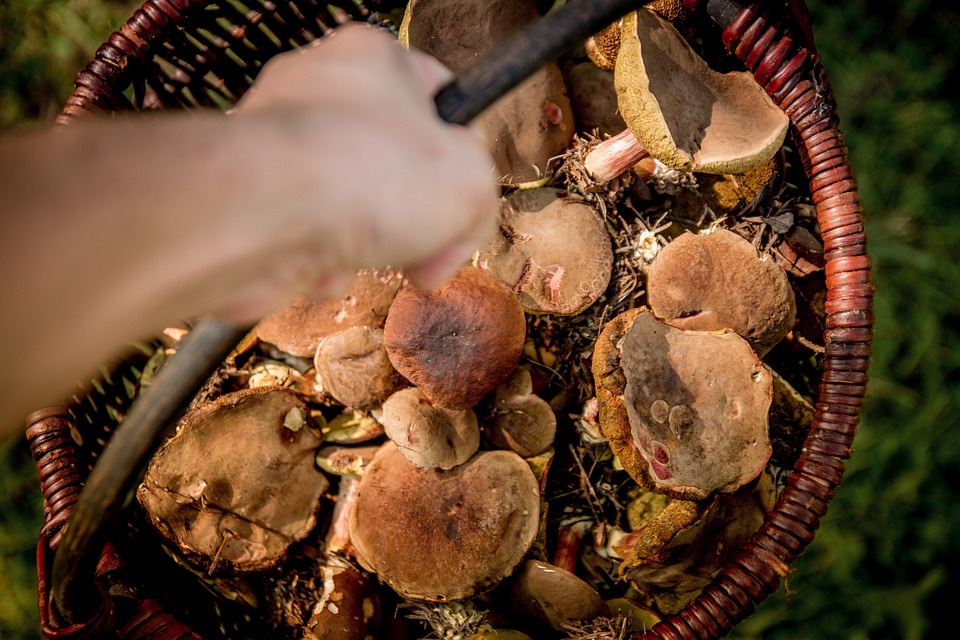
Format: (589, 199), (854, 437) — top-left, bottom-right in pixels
(219, 24), (498, 321)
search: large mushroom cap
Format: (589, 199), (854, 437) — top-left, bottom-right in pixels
(349, 442), (540, 602)
(137, 387), (327, 572)
(614, 9), (788, 174)
(384, 267), (526, 409)
(477, 188), (613, 315)
(254, 269), (404, 358)
(592, 309), (772, 500)
(400, 0), (574, 184)
(646, 229), (797, 356)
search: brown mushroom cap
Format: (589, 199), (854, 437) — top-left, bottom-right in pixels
(349, 442), (540, 602)
(384, 267), (526, 409)
(314, 325), (405, 409)
(592, 309), (772, 500)
(646, 229), (797, 356)
(299, 564), (382, 640)
(498, 559), (610, 632)
(137, 387), (327, 572)
(400, 0), (574, 184)
(615, 10), (788, 174)
(381, 387), (480, 471)
(477, 188), (613, 315)
(254, 269), (404, 357)
(564, 62), (627, 137)
(482, 368), (556, 458)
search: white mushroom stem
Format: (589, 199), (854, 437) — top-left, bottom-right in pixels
(324, 475), (361, 556)
(552, 519), (592, 574)
(584, 128), (650, 182)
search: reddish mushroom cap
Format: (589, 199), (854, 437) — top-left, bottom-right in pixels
(384, 267), (526, 409)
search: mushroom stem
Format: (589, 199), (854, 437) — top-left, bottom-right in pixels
(583, 128), (650, 182)
(324, 475), (361, 556)
(552, 518), (592, 574)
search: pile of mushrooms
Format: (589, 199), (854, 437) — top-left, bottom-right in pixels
(133, 2), (825, 637)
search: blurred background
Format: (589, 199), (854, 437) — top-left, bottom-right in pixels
(1, 0), (957, 638)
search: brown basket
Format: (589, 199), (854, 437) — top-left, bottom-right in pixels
(28, 1), (874, 638)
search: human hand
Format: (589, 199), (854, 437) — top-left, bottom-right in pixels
(218, 24), (498, 322)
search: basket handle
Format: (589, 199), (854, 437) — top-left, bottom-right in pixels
(49, 0), (661, 625)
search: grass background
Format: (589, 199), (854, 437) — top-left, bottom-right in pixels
(2, 0), (958, 638)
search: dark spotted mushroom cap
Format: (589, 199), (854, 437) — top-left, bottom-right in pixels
(592, 308), (772, 500)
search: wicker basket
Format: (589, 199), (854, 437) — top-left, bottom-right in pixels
(28, 1), (874, 638)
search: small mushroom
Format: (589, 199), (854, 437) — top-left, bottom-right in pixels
(314, 325), (405, 409)
(381, 387), (480, 471)
(592, 308), (772, 500)
(477, 188), (613, 315)
(137, 387), (327, 572)
(482, 368), (556, 458)
(254, 268), (404, 358)
(349, 442), (540, 602)
(400, 0), (574, 184)
(587, 9), (788, 181)
(497, 559), (610, 633)
(384, 267), (526, 409)
(646, 229), (797, 356)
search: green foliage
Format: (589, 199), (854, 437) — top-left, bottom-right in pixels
(0, 0), (133, 128)
(1, 1), (958, 639)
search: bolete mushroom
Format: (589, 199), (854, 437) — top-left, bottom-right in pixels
(563, 62), (626, 137)
(383, 267), (526, 409)
(615, 472), (777, 613)
(137, 387), (327, 572)
(314, 325), (405, 409)
(646, 229), (797, 356)
(477, 188), (613, 316)
(585, 9), (788, 180)
(400, 0), (574, 184)
(497, 559), (610, 633)
(481, 368), (556, 458)
(592, 308), (773, 500)
(254, 268), (404, 358)
(349, 442), (540, 602)
(381, 387), (480, 471)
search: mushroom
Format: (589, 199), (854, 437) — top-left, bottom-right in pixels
(615, 471), (777, 613)
(592, 308), (773, 500)
(481, 368), (556, 458)
(646, 229), (797, 356)
(137, 387), (327, 572)
(289, 563), (381, 640)
(381, 387), (480, 471)
(584, 9), (788, 181)
(254, 268), (404, 358)
(314, 325), (405, 409)
(383, 267), (526, 409)
(477, 188), (613, 315)
(400, 0), (574, 184)
(349, 442), (540, 602)
(564, 62), (626, 137)
(496, 559), (610, 633)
